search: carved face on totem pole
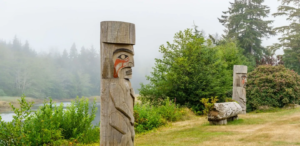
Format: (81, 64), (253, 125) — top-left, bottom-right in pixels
(112, 48), (134, 80)
(236, 74), (247, 88)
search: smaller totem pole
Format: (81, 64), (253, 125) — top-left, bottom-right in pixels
(100, 21), (136, 146)
(232, 65), (247, 114)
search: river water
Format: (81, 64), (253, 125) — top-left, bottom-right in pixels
(0, 102), (101, 126)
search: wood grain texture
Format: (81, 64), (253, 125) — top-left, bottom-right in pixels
(208, 102), (242, 125)
(100, 21), (135, 146)
(232, 65), (248, 114)
(101, 21), (135, 45)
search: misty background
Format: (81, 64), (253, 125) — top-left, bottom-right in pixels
(0, 0), (287, 98)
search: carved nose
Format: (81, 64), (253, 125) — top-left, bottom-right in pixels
(127, 62), (134, 67)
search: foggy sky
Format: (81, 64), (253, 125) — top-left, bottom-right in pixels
(0, 0), (289, 90)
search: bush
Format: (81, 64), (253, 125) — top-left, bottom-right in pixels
(134, 98), (186, 133)
(247, 65), (300, 111)
(134, 104), (165, 133)
(0, 96), (35, 145)
(0, 95), (99, 145)
(155, 98), (186, 122)
(200, 96), (218, 115)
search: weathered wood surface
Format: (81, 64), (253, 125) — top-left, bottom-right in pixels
(208, 102), (242, 125)
(100, 21), (135, 146)
(101, 21), (135, 45)
(232, 65), (247, 114)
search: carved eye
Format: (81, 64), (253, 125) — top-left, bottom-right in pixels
(118, 54), (128, 60)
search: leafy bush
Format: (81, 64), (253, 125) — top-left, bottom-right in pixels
(134, 104), (165, 133)
(247, 65), (300, 111)
(0, 95), (99, 145)
(0, 96), (35, 145)
(134, 98), (186, 133)
(58, 97), (98, 143)
(200, 96), (218, 115)
(155, 98), (186, 122)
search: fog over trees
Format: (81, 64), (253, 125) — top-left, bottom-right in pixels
(0, 37), (102, 99)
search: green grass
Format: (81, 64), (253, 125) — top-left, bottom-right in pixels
(273, 141), (300, 145)
(135, 107), (300, 146)
(136, 126), (233, 146)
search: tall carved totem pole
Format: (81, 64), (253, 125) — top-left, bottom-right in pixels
(232, 65), (247, 114)
(100, 21), (135, 146)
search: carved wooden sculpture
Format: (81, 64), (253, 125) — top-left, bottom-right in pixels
(208, 102), (242, 125)
(100, 21), (135, 146)
(232, 65), (247, 114)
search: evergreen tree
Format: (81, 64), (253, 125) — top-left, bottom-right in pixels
(273, 0), (300, 73)
(69, 43), (78, 59)
(62, 49), (69, 59)
(219, 0), (275, 58)
(12, 36), (22, 51)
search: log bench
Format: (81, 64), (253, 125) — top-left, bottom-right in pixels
(208, 102), (242, 125)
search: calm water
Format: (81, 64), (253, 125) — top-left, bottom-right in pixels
(0, 102), (101, 126)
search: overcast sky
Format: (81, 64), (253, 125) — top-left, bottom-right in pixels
(0, 0), (289, 90)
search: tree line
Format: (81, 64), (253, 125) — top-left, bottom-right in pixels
(0, 38), (100, 99)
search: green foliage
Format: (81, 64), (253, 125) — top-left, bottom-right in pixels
(272, 0), (300, 74)
(134, 104), (165, 133)
(219, 0), (275, 58)
(134, 98), (186, 133)
(215, 39), (255, 72)
(225, 97), (236, 102)
(139, 28), (249, 113)
(0, 95), (99, 145)
(58, 97), (98, 141)
(0, 95), (34, 145)
(246, 65), (300, 111)
(283, 49), (300, 74)
(200, 97), (218, 115)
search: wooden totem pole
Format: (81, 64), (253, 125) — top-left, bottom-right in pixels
(100, 21), (136, 146)
(232, 65), (247, 114)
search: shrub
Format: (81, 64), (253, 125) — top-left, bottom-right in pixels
(58, 97), (99, 143)
(0, 95), (99, 145)
(134, 104), (165, 133)
(134, 98), (186, 133)
(0, 96), (35, 145)
(247, 65), (300, 111)
(200, 96), (218, 115)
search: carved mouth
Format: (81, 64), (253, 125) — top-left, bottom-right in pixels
(126, 69), (132, 75)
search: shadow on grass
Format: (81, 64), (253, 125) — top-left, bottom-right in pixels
(202, 118), (265, 126)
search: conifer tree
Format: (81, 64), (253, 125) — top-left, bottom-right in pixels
(219, 0), (275, 58)
(273, 0), (300, 73)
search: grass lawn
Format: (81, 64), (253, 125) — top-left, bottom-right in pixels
(134, 107), (300, 146)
